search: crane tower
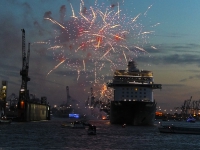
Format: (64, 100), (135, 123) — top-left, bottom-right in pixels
(90, 87), (95, 107)
(18, 29), (31, 119)
(66, 86), (71, 104)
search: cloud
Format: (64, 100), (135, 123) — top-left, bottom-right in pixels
(170, 44), (200, 52)
(162, 84), (185, 87)
(136, 52), (200, 67)
(180, 75), (200, 82)
(186, 70), (200, 73)
(154, 33), (188, 39)
(0, 17), (21, 58)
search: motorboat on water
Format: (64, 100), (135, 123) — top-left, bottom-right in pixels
(0, 116), (12, 124)
(186, 115), (196, 123)
(61, 120), (97, 135)
(61, 121), (85, 129)
(158, 120), (200, 135)
(71, 121), (85, 129)
(87, 125), (96, 135)
(158, 124), (200, 134)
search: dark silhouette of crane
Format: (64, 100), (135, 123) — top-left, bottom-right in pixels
(18, 29), (31, 120)
(90, 87), (95, 107)
(66, 86), (71, 104)
(179, 96), (192, 115)
(175, 96), (200, 119)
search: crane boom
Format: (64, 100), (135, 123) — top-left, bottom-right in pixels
(21, 29), (26, 70)
(26, 43), (30, 73)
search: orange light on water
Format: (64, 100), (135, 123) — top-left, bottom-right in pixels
(102, 116), (106, 120)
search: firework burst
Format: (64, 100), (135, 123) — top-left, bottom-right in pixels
(34, 0), (159, 100)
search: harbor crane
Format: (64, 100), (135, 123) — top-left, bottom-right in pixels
(18, 29), (30, 114)
(90, 87), (95, 107)
(66, 86), (71, 104)
(175, 96), (200, 117)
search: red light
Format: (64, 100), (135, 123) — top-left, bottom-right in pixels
(21, 101), (24, 109)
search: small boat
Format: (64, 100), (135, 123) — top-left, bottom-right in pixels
(158, 124), (200, 134)
(71, 121), (85, 129)
(61, 122), (73, 128)
(87, 125), (96, 135)
(0, 116), (12, 124)
(122, 123), (126, 128)
(61, 121), (85, 129)
(186, 115), (196, 123)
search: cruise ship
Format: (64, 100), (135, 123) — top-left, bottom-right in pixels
(107, 61), (162, 125)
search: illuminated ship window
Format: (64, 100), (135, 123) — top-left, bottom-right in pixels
(135, 88), (137, 91)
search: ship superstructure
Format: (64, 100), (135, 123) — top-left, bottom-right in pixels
(107, 61), (162, 125)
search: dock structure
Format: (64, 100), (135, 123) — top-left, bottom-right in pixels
(18, 95), (51, 121)
(17, 29), (50, 122)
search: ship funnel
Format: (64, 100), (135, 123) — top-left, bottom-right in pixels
(127, 61), (139, 72)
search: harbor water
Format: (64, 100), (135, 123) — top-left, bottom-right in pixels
(1, 118), (200, 150)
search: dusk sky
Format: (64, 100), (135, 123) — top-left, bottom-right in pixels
(0, 0), (200, 112)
